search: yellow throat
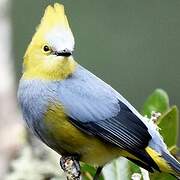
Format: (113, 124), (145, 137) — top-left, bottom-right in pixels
(22, 3), (76, 80)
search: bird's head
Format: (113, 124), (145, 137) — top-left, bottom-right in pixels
(22, 3), (76, 80)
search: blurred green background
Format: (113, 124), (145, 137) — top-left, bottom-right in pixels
(12, 0), (180, 111)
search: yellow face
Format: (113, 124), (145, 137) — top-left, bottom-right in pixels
(22, 3), (76, 80)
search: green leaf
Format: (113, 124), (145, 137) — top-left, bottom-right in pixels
(170, 146), (180, 161)
(150, 172), (176, 180)
(81, 163), (104, 180)
(169, 145), (179, 156)
(150, 106), (179, 180)
(157, 106), (179, 148)
(103, 158), (129, 180)
(142, 89), (169, 117)
(103, 158), (145, 180)
(141, 90), (179, 180)
(127, 161), (141, 179)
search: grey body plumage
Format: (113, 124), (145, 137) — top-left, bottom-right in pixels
(18, 64), (176, 172)
(18, 65), (168, 152)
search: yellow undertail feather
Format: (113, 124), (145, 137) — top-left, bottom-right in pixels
(146, 147), (180, 178)
(146, 147), (173, 174)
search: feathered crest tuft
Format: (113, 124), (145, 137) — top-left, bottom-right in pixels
(41, 3), (70, 29)
(32, 3), (72, 42)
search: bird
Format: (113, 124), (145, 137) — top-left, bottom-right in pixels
(18, 3), (180, 179)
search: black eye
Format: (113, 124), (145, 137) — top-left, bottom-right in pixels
(43, 45), (50, 52)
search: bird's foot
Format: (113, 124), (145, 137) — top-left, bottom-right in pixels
(60, 155), (81, 180)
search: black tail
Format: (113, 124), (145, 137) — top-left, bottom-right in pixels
(162, 151), (180, 178)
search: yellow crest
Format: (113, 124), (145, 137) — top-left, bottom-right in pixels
(41, 3), (70, 29)
(32, 3), (72, 42)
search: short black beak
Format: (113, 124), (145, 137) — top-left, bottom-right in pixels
(55, 49), (72, 57)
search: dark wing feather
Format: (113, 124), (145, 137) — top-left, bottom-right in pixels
(69, 101), (159, 171)
(70, 100), (150, 149)
(58, 65), (159, 170)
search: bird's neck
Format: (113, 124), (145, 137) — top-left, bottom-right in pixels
(22, 57), (77, 81)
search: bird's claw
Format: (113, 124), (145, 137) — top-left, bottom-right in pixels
(60, 156), (81, 180)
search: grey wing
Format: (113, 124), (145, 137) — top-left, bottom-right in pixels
(58, 66), (158, 170)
